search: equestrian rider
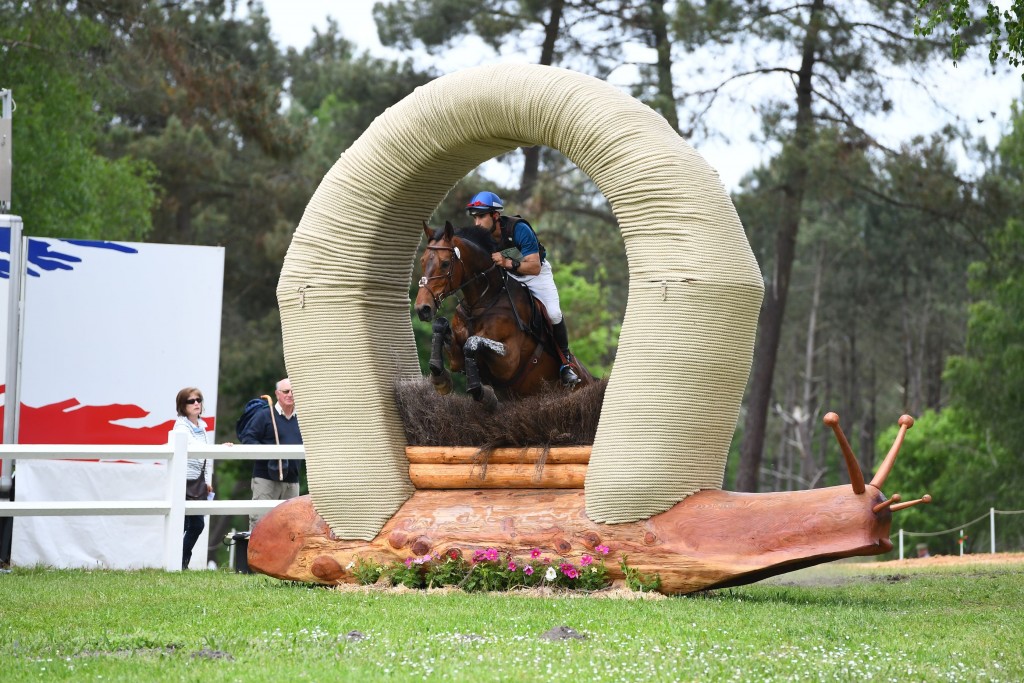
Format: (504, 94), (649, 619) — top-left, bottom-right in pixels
(465, 190), (581, 387)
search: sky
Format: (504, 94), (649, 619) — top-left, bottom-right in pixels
(256, 0), (1024, 192)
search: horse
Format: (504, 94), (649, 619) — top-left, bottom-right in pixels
(414, 220), (593, 410)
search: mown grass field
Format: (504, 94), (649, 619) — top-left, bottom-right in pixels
(1, 556), (1021, 682)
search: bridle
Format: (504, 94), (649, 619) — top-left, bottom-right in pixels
(418, 242), (498, 311)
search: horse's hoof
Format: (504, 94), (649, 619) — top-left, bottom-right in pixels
(431, 372), (453, 395)
(480, 387), (499, 413)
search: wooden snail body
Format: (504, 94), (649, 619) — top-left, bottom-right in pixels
(248, 413), (930, 593)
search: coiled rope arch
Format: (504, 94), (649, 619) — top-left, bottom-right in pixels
(277, 64), (764, 540)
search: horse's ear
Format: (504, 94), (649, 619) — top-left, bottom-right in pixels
(444, 221), (454, 240)
(422, 221), (433, 241)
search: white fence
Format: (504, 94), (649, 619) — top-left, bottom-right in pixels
(0, 433), (304, 571)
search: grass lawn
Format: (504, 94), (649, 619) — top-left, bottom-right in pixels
(1, 557), (1021, 682)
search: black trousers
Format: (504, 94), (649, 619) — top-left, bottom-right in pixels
(182, 514), (205, 569)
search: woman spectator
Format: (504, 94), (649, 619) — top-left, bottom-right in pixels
(174, 387), (213, 569)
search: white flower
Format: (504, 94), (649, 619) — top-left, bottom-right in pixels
(346, 561), (355, 570)
(545, 566), (557, 581)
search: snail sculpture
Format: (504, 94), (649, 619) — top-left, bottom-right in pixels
(248, 412), (930, 594)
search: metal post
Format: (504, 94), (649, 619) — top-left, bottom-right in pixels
(898, 528), (903, 560)
(1, 215), (24, 497)
(0, 88), (12, 213)
(990, 508), (996, 554)
(959, 529), (964, 557)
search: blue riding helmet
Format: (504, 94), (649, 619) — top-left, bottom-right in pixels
(466, 191), (503, 215)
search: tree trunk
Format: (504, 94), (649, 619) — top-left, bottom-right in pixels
(736, 0), (825, 492)
(648, 0), (679, 132)
(519, 0), (565, 202)
(797, 241), (825, 484)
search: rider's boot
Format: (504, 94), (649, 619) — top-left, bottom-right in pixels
(552, 320), (580, 387)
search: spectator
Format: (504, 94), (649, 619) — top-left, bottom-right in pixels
(240, 378), (302, 530)
(173, 386), (213, 569)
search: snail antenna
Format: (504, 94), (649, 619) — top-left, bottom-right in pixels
(872, 494), (902, 514)
(823, 412), (865, 494)
(869, 415), (914, 489)
(890, 494), (932, 512)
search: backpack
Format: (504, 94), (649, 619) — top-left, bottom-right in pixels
(499, 215), (547, 263)
(235, 396), (272, 442)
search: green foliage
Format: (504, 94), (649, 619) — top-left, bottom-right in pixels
(552, 261), (619, 378)
(875, 408), (1022, 553)
(358, 546), (613, 593)
(352, 557), (385, 585)
(618, 555), (662, 593)
(0, 3), (158, 239)
(915, 0), (1024, 74)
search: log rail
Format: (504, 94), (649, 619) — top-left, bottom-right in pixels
(406, 446), (590, 489)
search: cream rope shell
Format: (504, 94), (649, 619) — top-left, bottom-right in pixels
(277, 64), (764, 540)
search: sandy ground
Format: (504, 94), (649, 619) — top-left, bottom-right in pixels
(857, 551), (1024, 569)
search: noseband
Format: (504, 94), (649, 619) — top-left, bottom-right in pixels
(418, 243), (496, 310)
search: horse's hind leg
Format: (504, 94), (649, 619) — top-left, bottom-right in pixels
(428, 317), (453, 395)
(464, 336), (504, 412)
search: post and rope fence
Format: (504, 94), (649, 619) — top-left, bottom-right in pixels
(897, 507), (1024, 559)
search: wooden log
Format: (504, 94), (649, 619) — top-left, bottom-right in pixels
(408, 463), (585, 489)
(247, 485), (895, 595)
(405, 446), (591, 465)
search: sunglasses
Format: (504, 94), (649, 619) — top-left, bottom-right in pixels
(185, 398), (203, 405)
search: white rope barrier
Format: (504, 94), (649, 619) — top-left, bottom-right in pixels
(898, 507), (1024, 559)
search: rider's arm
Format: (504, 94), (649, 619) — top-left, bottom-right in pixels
(512, 253), (541, 275)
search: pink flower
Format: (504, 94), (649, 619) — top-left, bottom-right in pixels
(508, 561), (517, 571)
(542, 557), (550, 564)
(530, 548), (541, 559)
(565, 567), (579, 579)
(595, 544), (610, 555)
(485, 548), (499, 561)
(472, 549), (487, 563)
(524, 566), (534, 576)
(580, 555), (593, 566)
(559, 562), (574, 574)
(404, 557), (413, 567)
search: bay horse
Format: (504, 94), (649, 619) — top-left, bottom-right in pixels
(414, 220), (593, 410)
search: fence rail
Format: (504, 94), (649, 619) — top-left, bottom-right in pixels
(0, 434), (305, 571)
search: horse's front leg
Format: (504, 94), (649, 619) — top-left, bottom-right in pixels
(463, 335), (505, 412)
(428, 317), (454, 395)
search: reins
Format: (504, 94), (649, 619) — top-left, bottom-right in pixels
(418, 243), (500, 313)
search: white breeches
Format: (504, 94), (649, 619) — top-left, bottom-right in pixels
(510, 260), (562, 324)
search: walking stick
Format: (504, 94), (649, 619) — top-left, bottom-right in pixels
(263, 394), (282, 480)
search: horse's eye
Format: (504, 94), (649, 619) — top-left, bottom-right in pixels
(441, 260), (450, 269)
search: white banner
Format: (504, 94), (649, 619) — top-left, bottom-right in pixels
(2, 232), (223, 568)
(11, 459), (210, 569)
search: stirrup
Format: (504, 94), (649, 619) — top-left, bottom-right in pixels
(560, 363), (580, 387)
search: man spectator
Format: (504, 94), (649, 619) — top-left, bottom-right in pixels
(240, 378), (302, 530)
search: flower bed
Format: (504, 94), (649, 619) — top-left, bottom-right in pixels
(349, 545), (646, 593)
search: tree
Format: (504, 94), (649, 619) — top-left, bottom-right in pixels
(0, 2), (158, 239)
(668, 1), (962, 492)
(914, 0), (1024, 75)
(373, 0), (646, 199)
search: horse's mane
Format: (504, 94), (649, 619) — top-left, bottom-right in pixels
(451, 226), (498, 254)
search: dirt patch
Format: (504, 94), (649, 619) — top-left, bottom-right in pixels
(858, 551), (1024, 569)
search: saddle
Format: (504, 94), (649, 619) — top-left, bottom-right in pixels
(500, 272), (559, 360)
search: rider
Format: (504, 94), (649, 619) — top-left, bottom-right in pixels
(465, 190), (580, 387)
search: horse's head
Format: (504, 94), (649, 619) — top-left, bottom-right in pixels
(416, 221), (460, 321)
(416, 220), (500, 321)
